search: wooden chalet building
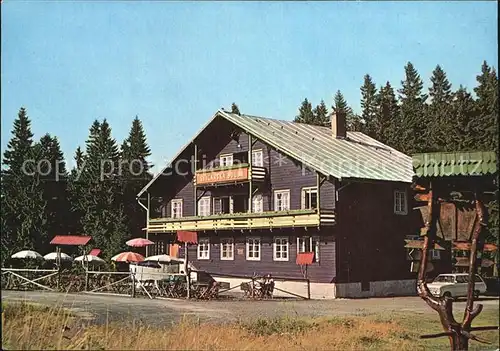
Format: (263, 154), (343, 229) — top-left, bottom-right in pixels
(137, 109), (417, 298)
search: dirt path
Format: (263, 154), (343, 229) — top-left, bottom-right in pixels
(2, 290), (498, 326)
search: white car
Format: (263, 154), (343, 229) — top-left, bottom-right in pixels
(427, 273), (487, 299)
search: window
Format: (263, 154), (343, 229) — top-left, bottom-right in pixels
(394, 190), (407, 215)
(151, 241), (169, 256)
(274, 190), (290, 211)
(198, 196), (211, 216)
(474, 274), (484, 283)
(252, 150), (263, 167)
(273, 237), (289, 261)
(220, 154), (233, 167)
(246, 237), (261, 261)
(220, 238), (234, 260)
(297, 236), (320, 263)
(429, 249), (441, 260)
(252, 194), (264, 213)
(214, 196), (233, 214)
(302, 187), (318, 210)
(197, 238), (210, 260)
(171, 199), (183, 218)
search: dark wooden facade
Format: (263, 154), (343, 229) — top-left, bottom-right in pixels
(181, 229), (336, 283)
(147, 115), (416, 284)
(157, 117), (335, 218)
(334, 181), (416, 284)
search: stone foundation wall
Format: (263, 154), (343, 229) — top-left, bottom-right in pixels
(333, 279), (417, 298)
(214, 276), (416, 299)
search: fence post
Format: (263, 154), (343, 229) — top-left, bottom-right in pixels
(131, 273), (136, 298)
(307, 279), (311, 300)
(185, 242), (190, 299)
(85, 270), (89, 291)
(56, 265), (61, 291)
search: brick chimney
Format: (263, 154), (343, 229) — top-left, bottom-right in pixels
(331, 110), (346, 139)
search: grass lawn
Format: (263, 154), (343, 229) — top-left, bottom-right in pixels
(1, 301), (498, 350)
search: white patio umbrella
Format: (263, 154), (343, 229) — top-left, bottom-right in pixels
(43, 252), (73, 261)
(144, 254), (180, 263)
(11, 250), (43, 260)
(74, 255), (105, 264)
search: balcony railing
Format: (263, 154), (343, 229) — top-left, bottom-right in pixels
(147, 209), (336, 233)
(194, 163), (266, 186)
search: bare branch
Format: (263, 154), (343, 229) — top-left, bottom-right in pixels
(460, 330), (492, 344)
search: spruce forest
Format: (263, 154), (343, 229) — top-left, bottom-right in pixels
(1, 61), (498, 263)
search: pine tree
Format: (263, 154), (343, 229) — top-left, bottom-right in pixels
(333, 90), (362, 131)
(474, 62), (499, 254)
(474, 61), (498, 151)
(1, 108), (47, 259)
(427, 65), (454, 151)
(312, 100), (330, 127)
(74, 146), (84, 169)
(37, 134), (67, 177)
(121, 116), (153, 240)
(375, 82), (400, 147)
(35, 134), (69, 252)
(294, 98), (315, 124)
(398, 62), (428, 154)
(360, 74), (378, 138)
(66, 147), (86, 235)
(70, 119), (129, 257)
(450, 86), (478, 151)
(2, 107), (34, 174)
(231, 103), (241, 115)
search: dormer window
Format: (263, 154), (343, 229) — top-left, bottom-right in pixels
(171, 199), (183, 218)
(252, 150), (263, 167)
(220, 154), (233, 167)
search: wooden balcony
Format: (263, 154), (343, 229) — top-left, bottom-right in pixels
(147, 209), (335, 233)
(194, 163), (266, 186)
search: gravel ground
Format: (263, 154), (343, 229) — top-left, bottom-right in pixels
(2, 290), (498, 326)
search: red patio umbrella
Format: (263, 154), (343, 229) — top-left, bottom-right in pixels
(125, 238), (154, 248)
(111, 252), (145, 262)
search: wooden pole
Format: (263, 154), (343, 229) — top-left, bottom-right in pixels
(193, 143), (198, 218)
(85, 270), (89, 291)
(146, 192), (150, 257)
(248, 134), (253, 213)
(56, 246), (61, 290)
(131, 272), (136, 298)
(189, 142), (197, 300)
(307, 277), (311, 300)
(316, 173), (320, 213)
(185, 242), (190, 299)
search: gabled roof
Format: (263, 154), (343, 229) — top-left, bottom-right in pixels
(137, 110), (413, 197)
(412, 151), (497, 177)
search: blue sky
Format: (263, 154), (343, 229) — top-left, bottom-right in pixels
(1, 1), (497, 173)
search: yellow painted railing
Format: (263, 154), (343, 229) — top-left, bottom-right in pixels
(148, 209), (335, 233)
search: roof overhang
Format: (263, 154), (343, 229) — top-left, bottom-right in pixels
(50, 235), (92, 246)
